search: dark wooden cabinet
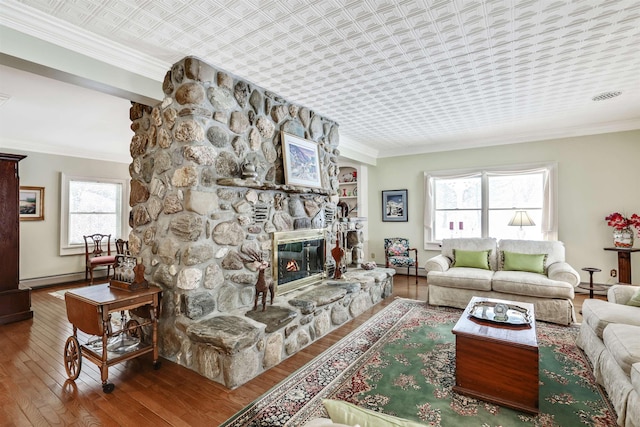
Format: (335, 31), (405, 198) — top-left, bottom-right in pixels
(0, 153), (33, 324)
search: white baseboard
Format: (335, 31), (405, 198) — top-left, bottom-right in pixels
(380, 265), (427, 277)
(20, 270), (110, 289)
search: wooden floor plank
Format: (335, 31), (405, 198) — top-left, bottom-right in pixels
(0, 277), (593, 425)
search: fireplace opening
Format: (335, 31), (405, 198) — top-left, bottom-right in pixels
(272, 229), (326, 295)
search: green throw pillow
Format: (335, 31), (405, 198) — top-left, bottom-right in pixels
(502, 251), (546, 274)
(627, 289), (640, 307)
(452, 249), (490, 270)
(323, 399), (428, 427)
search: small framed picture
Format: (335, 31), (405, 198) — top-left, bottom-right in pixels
(19, 186), (45, 221)
(282, 132), (322, 188)
(382, 189), (408, 222)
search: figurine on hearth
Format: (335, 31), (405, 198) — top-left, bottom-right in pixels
(240, 250), (274, 311)
(331, 236), (345, 279)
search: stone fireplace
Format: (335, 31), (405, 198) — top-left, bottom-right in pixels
(126, 56), (393, 388)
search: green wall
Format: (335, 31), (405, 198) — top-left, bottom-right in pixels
(367, 130), (640, 285)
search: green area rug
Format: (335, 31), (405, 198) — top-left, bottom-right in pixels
(223, 298), (616, 426)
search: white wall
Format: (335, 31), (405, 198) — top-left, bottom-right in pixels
(0, 149), (130, 284)
(367, 130), (640, 285)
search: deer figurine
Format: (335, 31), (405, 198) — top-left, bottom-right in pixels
(241, 249), (274, 311)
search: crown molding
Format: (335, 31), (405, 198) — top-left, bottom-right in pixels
(0, 0), (169, 81)
(376, 118), (640, 158)
(0, 138), (130, 164)
(338, 134), (379, 165)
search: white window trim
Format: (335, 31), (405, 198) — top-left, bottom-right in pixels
(59, 173), (129, 256)
(423, 162), (557, 250)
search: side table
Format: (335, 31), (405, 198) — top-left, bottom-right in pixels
(603, 248), (640, 284)
(579, 267), (605, 299)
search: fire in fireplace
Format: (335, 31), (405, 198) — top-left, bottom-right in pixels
(286, 259), (300, 272)
(272, 229), (326, 295)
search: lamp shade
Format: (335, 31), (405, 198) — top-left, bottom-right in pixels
(508, 210), (535, 228)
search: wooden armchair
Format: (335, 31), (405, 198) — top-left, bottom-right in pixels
(384, 237), (419, 283)
(115, 238), (130, 256)
(84, 234), (116, 284)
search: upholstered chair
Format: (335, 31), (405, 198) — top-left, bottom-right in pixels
(384, 237), (418, 283)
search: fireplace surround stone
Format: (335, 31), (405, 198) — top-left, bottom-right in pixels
(126, 56), (392, 388)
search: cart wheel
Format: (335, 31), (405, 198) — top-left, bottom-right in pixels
(126, 319), (141, 339)
(64, 336), (82, 380)
(153, 360), (162, 370)
(102, 383), (115, 394)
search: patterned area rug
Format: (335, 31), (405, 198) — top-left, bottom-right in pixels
(222, 298), (616, 427)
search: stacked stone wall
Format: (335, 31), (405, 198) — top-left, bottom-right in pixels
(127, 56), (389, 388)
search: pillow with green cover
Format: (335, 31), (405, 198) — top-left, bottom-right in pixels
(502, 251), (546, 274)
(626, 288), (640, 307)
(452, 249), (490, 270)
(323, 399), (427, 427)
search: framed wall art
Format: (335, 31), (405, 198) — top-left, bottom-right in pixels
(19, 186), (45, 221)
(382, 189), (408, 222)
(282, 132), (322, 188)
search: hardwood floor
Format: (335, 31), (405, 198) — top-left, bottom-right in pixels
(0, 276), (596, 426)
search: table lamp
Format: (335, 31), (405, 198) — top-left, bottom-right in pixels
(508, 210), (535, 239)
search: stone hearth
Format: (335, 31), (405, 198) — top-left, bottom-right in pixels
(183, 268), (394, 388)
(126, 56), (392, 388)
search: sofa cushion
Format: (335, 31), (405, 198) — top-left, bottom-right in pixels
(502, 251), (546, 274)
(323, 399), (426, 427)
(582, 299), (640, 339)
(603, 324), (640, 376)
(627, 288), (640, 307)
(452, 249), (490, 269)
(608, 285), (640, 305)
(492, 271), (574, 299)
(497, 239), (565, 269)
(426, 268), (493, 291)
(441, 238), (498, 271)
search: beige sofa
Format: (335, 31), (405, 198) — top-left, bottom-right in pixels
(577, 285), (640, 427)
(425, 238), (580, 325)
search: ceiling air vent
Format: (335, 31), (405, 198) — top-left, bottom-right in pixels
(592, 91), (621, 101)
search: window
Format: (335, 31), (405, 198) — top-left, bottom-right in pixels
(423, 163), (557, 249)
(60, 174), (129, 256)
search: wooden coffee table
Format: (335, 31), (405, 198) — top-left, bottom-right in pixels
(452, 297), (539, 414)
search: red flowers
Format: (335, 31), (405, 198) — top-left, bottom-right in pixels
(606, 212), (640, 235)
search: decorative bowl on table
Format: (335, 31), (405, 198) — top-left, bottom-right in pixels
(468, 301), (531, 325)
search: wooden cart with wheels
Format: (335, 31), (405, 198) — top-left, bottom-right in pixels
(63, 284), (162, 393)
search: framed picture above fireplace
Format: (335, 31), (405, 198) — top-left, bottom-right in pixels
(282, 132), (322, 188)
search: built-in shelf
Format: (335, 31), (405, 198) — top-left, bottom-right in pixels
(338, 166), (358, 219)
